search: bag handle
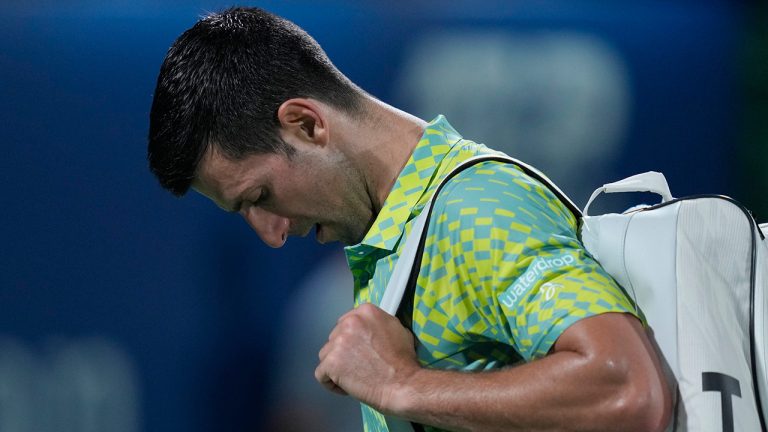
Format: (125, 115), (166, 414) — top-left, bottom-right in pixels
(583, 171), (673, 216)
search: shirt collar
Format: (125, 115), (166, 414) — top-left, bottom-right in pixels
(346, 115), (463, 256)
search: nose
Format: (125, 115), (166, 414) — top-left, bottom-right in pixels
(239, 205), (289, 248)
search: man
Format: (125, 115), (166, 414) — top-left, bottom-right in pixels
(148, 7), (673, 432)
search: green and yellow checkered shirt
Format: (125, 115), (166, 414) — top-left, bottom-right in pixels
(344, 116), (636, 432)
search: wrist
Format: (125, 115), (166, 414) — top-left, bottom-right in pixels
(382, 365), (425, 418)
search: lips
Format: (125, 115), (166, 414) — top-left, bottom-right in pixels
(289, 222), (313, 238)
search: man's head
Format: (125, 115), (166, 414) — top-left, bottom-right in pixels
(147, 6), (363, 196)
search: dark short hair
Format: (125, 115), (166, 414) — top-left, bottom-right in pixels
(148, 7), (363, 196)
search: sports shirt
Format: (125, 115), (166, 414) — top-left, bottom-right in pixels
(344, 116), (637, 432)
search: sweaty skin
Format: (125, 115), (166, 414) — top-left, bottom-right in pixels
(193, 97), (673, 432)
(315, 305), (672, 432)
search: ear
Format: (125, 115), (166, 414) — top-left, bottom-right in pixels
(276, 98), (329, 148)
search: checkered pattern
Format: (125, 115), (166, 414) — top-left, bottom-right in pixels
(345, 116), (637, 432)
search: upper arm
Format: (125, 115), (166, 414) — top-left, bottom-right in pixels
(422, 161), (639, 360)
(553, 312), (674, 431)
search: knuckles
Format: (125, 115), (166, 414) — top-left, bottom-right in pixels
(335, 303), (385, 329)
(356, 302), (380, 316)
(331, 334), (349, 349)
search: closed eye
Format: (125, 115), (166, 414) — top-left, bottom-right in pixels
(253, 189), (267, 206)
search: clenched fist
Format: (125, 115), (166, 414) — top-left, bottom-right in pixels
(315, 303), (420, 413)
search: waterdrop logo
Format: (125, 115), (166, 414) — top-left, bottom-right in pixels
(499, 254), (574, 308)
(542, 282), (563, 301)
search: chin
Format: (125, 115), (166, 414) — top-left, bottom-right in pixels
(343, 233), (366, 246)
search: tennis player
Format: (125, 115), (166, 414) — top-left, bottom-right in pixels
(148, 7), (673, 431)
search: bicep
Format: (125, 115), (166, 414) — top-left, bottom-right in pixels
(553, 312), (652, 360)
(552, 312), (674, 430)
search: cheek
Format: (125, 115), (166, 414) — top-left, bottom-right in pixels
(291, 159), (353, 217)
(286, 179), (333, 214)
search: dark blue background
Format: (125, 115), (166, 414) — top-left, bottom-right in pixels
(0, 1), (756, 431)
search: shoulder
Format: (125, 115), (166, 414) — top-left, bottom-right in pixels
(430, 160), (575, 233)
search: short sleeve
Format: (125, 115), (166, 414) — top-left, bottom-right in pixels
(420, 161), (638, 362)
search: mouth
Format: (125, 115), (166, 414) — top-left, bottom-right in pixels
(315, 223), (324, 243)
(290, 222), (314, 239)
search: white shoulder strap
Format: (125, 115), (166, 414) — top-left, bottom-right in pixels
(379, 202), (432, 315)
(379, 154), (578, 316)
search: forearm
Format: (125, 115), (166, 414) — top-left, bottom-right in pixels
(316, 307), (672, 432)
(383, 314), (671, 432)
(387, 351), (634, 432)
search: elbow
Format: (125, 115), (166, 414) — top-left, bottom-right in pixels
(611, 369), (674, 432)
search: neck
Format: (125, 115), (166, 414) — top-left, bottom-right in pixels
(348, 97), (428, 214)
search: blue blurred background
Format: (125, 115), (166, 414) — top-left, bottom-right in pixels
(1, 1), (765, 431)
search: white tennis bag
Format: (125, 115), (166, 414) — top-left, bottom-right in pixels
(580, 172), (768, 432)
(381, 156), (767, 432)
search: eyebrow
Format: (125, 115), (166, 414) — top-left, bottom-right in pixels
(191, 182), (236, 213)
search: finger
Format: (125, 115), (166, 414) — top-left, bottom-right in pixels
(326, 309), (361, 345)
(336, 302), (384, 325)
(326, 321), (345, 343)
(327, 382), (348, 395)
(336, 306), (359, 324)
(355, 302), (381, 316)
(318, 340), (331, 362)
(328, 313), (365, 345)
(314, 362), (348, 395)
